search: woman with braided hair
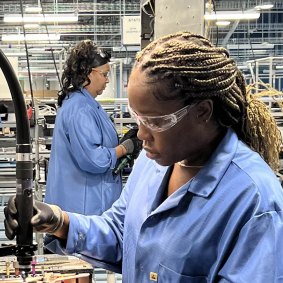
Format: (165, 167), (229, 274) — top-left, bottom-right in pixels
(5, 32), (283, 282)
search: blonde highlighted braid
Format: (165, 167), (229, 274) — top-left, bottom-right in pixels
(135, 31), (282, 171)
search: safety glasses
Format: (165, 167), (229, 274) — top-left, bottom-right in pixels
(92, 69), (109, 79)
(128, 103), (194, 132)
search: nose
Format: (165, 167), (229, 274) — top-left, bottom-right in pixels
(137, 123), (153, 142)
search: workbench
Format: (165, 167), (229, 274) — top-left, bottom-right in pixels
(0, 254), (93, 283)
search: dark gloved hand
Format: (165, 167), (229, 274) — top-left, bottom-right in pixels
(120, 128), (143, 156)
(121, 138), (142, 156)
(120, 128), (139, 143)
(4, 196), (64, 240)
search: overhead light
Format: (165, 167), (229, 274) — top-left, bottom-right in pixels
(276, 66), (283, 70)
(252, 49), (269, 54)
(216, 21), (231, 26)
(227, 43), (274, 49)
(204, 11), (260, 21)
(25, 6), (42, 13)
(4, 14), (78, 23)
(20, 69), (58, 74)
(2, 34), (61, 42)
(2, 52), (26, 56)
(112, 46), (140, 52)
(24, 24), (40, 29)
(237, 65), (249, 70)
(255, 3), (274, 10)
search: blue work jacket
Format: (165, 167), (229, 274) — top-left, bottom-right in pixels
(45, 88), (122, 215)
(46, 129), (283, 282)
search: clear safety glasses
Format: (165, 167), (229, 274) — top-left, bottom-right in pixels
(128, 103), (194, 132)
(92, 69), (109, 79)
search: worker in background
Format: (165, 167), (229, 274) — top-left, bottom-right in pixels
(44, 39), (141, 216)
(5, 32), (283, 282)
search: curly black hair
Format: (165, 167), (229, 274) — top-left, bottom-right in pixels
(58, 39), (111, 106)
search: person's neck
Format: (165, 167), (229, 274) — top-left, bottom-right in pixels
(84, 86), (98, 98)
(179, 128), (227, 170)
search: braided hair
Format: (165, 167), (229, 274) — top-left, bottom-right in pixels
(135, 31), (282, 171)
(58, 39), (111, 106)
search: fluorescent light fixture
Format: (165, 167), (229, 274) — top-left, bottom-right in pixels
(3, 52), (26, 56)
(24, 24), (40, 29)
(2, 34), (61, 42)
(216, 21), (231, 26)
(227, 43), (274, 49)
(4, 14), (78, 23)
(204, 11), (260, 21)
(25, 6), (42, 13)
(276, 66), (283, 70)
(255, 4), (274, 10)
(112, 46), (140, 52)
(237, 65), (249, 70)
(20, 69), (58, 74)
(252, 49), (268, 54)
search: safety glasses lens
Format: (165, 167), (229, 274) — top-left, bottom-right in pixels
(142, 116), (176, 132)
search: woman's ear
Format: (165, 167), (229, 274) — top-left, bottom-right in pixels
(195, 99), (213, 123)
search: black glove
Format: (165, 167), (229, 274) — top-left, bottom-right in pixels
(121, 138), (142, 156)
(120, 128), (142, 156)
(119, 128), (139, 143)
(4, 196), (64, 240)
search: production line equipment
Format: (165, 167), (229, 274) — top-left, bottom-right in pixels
(0, 48), (37, 278)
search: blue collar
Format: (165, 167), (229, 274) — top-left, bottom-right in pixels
(188, 129), (238, 197)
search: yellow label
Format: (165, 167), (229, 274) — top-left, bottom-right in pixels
(150, 272), (158, 281)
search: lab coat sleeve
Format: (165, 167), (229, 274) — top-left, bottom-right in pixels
(218, 211), (283, 283)
(45, 175), (131, 273)
(67, 105), (117, 173)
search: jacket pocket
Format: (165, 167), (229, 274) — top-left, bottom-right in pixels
(158, 264), (207, 283)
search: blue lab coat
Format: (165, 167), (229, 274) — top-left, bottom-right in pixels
(46, 129), (283, 282)
(45, 88), (122, 215)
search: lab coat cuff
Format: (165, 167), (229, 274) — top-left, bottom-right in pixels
(65, 212), (83, 253)
(109, 148), (117, 169)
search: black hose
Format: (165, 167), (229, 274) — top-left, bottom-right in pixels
(0, 49), (36, 273)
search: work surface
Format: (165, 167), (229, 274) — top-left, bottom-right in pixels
(0, 254), (93, 282)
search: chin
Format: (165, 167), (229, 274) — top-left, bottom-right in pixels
(145, 150), (174, 167)
(154, 158), (173, 167)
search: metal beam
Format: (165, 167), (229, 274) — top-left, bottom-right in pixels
(222, 20), (240, 46)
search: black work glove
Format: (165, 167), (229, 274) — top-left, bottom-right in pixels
(121, 138), (142, 156)
(120, 128), (143, 157)
(4, 196), (64, 240)
(119, 128), (139, 143)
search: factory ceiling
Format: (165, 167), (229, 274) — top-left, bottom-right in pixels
(0, 0), (282, 80)
(0, 0), (140, 79)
